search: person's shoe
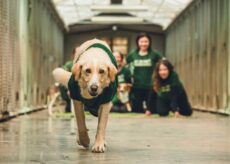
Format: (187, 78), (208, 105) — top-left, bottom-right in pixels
(145, 110), (151, 116)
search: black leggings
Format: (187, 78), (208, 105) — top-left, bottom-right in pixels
(131, 88), (152, 113)
(148, 90), (157, 114)
(156, 90), (193, 116)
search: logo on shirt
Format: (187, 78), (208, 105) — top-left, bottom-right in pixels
(134, 59), (152, 67)
(160, 85), (171, 93)
(118, 74), (125, 83)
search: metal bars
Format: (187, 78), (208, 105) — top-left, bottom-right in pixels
(166, 0), (229, 114)
(0, 0), (64, 117)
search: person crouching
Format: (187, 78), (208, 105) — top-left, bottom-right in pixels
(111, 51), (132, 113)
(153, 58), (193, 117)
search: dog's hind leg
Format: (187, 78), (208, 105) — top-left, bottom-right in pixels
(125, 102), (132, 112)
(52, 68), (71, 87)
(48, 92), (60, 116)
(92, 102), (112, 153)
(73, 100), (90, 148)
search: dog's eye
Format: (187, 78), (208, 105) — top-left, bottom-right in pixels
(99, 69), (105, 74)
(85, 68), (91, 74)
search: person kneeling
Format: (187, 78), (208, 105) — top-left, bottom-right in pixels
(111, 51), (132, 113)
(153, 58), (193, 117)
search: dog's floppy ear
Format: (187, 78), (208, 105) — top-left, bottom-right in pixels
(72, 63), (82, 81)
(108, 64), (117, 82)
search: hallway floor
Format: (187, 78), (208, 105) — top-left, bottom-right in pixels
(0, 107), (230, 164)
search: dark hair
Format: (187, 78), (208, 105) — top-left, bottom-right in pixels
(71, 47), (77, 56)
(113, 51), (124, 61)
(153, 58), (174, 92)
(135, 32), (152, 51)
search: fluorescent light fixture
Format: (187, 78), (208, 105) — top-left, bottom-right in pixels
(91, 5), (148, 13)
(91, 16), (144, 23)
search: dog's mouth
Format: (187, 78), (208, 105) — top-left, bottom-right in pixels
(88, 90), (98, 97)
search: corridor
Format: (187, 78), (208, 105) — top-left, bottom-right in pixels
(0, 0), (230, 163)
(0, 107), (230, 163)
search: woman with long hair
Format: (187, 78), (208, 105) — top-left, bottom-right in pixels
(153, 58), (193, 117)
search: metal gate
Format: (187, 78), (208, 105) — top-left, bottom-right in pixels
(0, 0), (64, 118)
(0, 0), (20, 116)
(165, 0), (229, 114)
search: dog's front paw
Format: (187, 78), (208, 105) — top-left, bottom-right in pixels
(77, 131), (90, 148)
(92, 140), (106, 153)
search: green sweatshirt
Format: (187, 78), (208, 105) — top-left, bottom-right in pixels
(68, 75), (117, 116)
(157, 71), (185, 110)
(63, 61), (73, 72)
(117, 66), (132, 84)
(126, 49), (161, 89)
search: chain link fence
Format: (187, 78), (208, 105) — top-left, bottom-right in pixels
(0, 0), (64, 119)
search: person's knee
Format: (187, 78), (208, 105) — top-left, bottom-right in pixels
(180, 108), (193, 116)
(158, 110), (169, 116)
(157, 100), (170, 116)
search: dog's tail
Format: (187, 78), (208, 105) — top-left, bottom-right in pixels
(52, 68), (72, 87)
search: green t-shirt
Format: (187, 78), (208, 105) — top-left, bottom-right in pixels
(157, 71), (184, 100)
(63, 61), (73, 72)
(126, 49), (161, 89)
(117, 66), (132, 84)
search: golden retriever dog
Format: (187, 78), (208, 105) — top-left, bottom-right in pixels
(52, 39), (117, 153)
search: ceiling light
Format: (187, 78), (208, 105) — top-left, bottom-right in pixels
(91, 16), (144, 23)
(91, 5), (148, 13)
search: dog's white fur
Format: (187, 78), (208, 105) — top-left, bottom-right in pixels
(47, 85), (61, 116)
(53, 39), (117, 153)
(117, 83), (132, 112)
(46, 84), (74, 116)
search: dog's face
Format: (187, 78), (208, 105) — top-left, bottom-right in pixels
(117, 83), (132, 103)
(72, 60), (117, 98)
(118, 83), (132, 92)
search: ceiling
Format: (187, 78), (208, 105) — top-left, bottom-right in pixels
(51, 0), (193, 31)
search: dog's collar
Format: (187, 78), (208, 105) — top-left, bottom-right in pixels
(74, 43), (118, 68)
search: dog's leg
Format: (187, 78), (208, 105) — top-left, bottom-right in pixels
(125, 102), (132, 112)
(48, 92), (60, 116)
(73, 100), (90, 148)
(52, 68), (71, 87)
(92, 102), (112, 153)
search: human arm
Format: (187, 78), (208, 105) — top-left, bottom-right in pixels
(169, 73), (183, 117)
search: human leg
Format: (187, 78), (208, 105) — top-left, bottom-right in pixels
(147, 90), (157, 114)
(178, 90), (193, 116)
(157, 97), (170, 116)
(132, 88), (145, 113)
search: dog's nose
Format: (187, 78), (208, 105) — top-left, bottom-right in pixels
(90, 84), (98, 92)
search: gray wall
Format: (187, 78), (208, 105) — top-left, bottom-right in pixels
(64, 30), (165, 62)
(0, 0), (64, 116)
(165, 0), (229, 114)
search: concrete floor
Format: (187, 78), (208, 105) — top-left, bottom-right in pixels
(0, 108), (230, 164)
